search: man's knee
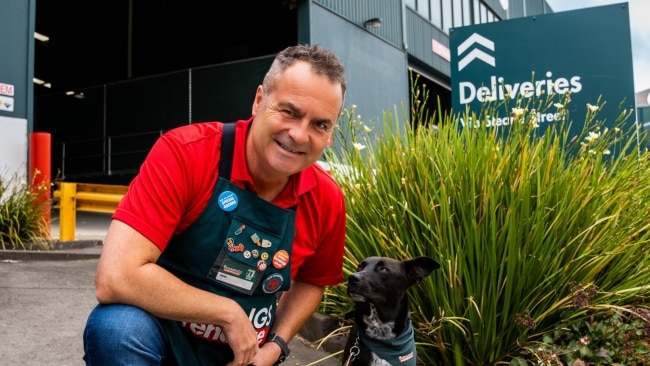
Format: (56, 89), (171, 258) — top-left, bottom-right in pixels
(83, 303), (168, 365)
(86, 303), (162, 336)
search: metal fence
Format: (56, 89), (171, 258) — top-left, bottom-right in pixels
(61, 130), (163, 181)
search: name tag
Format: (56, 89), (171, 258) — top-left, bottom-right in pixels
(211, 257), (260, 293)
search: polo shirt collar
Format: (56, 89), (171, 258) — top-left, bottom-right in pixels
(229, 118), (317, 207)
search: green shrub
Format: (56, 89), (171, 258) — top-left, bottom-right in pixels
(322, 78), (650, 365)
(512, 303), (650, 365)
(0, 169), (51, 250)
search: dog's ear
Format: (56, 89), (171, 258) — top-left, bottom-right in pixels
(405, 256), (440, 285)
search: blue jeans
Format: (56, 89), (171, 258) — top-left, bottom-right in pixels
(83, 303), (175, 366)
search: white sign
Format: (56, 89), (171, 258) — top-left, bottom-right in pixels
(0, 95), (14, 112)
(0, 116), (28, 179)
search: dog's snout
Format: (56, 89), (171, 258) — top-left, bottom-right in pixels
(349, 273), (361, 284)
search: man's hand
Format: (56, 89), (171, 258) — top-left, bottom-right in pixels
(222, 305), (260, 366)
(96, 220), (261, 365)
(244, 340), (282, 366)
(245, 282), (326, 365)
(225, 334), (259, 366)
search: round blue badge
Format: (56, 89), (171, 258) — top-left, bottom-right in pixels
(217, 191), (239, 212)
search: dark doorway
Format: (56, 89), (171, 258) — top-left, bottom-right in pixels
(34, 0), (298, 98)
(408, 68), (452, 129)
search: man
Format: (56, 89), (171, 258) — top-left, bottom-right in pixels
(83, 44), (347, 366)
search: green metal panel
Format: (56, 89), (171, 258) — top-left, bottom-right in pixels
(0, 0), (35, 128)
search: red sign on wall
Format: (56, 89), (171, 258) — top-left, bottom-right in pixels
(432, 39), (450, 62)
(0, 83), (15, 97)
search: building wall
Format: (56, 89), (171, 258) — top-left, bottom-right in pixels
(406, 8), (451, 78)
(308, 2), (410, 152)
(637, 89), (650, 124)
(1, 0), (557, 183)
(507, 0), (552, 18)
(308, 0), (536, 127)
(314, 0), (403, 49)
(0, 0), (35, 178)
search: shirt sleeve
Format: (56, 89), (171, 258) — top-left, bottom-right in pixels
(113, 124), (220, 251)
(293, 171), (346, 287)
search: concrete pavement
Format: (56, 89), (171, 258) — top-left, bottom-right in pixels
(0, 211), (344, 366)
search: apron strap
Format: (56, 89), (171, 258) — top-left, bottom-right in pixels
(219, 122), (236, 180)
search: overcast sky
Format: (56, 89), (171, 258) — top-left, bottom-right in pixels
(504, 0), (649, 92)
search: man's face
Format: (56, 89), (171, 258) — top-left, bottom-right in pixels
(249, 61), (343, 179)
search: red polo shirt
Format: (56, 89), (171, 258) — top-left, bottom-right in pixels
(113, 118), (346, 286)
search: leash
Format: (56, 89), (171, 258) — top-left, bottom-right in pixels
(343, 336), (360, 366)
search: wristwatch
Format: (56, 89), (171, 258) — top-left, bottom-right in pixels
(269, 332), (290, 364)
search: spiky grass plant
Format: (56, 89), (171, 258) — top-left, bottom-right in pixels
(0, 169), (51, 250)
(322, 79), (650, 364)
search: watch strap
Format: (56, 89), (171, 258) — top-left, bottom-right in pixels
(269, 332), (290, 363)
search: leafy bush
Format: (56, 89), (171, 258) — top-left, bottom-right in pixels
(321, 78), (650, 365)
(0, 169), (51, 250)
(512, 303), (650, 365)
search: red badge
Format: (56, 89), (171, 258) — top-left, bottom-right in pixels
(257, 260), (267, 271)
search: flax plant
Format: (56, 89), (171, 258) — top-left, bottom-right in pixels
(322, 78), (650, 364)
(0, 169), (51, 250)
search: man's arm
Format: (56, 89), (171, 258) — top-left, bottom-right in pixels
(95, 219), (260, 365)
(250, 281), (325, 365)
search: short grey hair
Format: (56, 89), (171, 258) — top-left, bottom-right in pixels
(262, 44), (347, 98)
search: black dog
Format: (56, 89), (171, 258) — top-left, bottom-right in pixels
(342, 256), (440, 366)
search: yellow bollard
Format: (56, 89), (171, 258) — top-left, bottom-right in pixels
(59, 182), (77, 241)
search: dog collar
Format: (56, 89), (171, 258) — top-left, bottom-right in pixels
(269, 332), (290, 363)
(359, 321), (417, 365)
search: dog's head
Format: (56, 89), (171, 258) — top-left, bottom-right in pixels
(347, 256), (440, 305)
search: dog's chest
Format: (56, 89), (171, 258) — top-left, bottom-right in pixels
(357, 305), (417, 365)
(363, 304), (396, 339)
(369, 354), (392, 366)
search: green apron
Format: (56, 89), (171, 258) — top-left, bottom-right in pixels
(156, 125), (295, 365)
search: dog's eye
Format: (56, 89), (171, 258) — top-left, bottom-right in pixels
(378, 266), (389, 272)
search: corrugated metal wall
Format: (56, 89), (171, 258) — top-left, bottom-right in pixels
(405, 8), (451, 77)
(484, 0), (508, 18)
(312, 0), (531, 81)
(507, 0), (552, 18)
(308, 2), (410, 153)
(314, 0), (403, 50)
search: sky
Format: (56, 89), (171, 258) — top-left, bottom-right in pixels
(505, 0), (650, 93)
